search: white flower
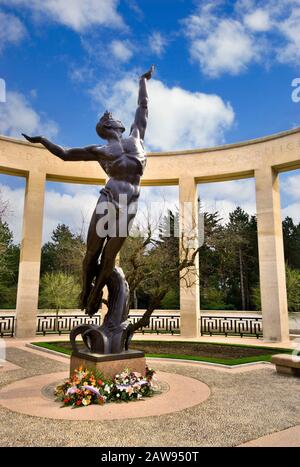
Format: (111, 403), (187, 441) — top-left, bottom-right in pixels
(116, 393), (120, 398)
(104, 384), (111, 394)
(126, 386), (134, 396)
(137, 394), (143, 399)
(116, 384), (128, 391)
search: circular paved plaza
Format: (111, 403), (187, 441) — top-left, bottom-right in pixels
(0, 341), (300, 447)
(0, 370), (210, 421)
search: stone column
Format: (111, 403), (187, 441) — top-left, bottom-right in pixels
(179, 176), (200, 338)
(15, 170), (46, 338)
(255, 166), (289, 342)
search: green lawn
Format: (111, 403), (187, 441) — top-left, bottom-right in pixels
(31, 340), (292, 366)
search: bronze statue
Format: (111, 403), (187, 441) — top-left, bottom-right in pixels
(22, 66), (154, 354)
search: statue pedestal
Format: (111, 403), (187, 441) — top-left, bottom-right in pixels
(70, 349), (146, 380)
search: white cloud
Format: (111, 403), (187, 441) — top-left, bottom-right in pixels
(90, 76), (234, 151)
(198, 179), (256, 224)
(282, 203), (300, 224)
(69, 64), (95, 84)
(280, 171), (300, 222)
(244, 8), (271, 31)
(0, 180), (101, 243)
(183, 2), (260, 77)
(183, 0), (300, 76)
(44, 184), (179, 243)
(43, 184), (100, 242)
(190, 19), (258, 77)
(4, 173), (299, 246)
(1, 178), (180, 244)
(0, 0), (124, 32)
(276, 6), (300, 65)
(0, 91), (58, 139)
(0, 10), (26, 53)
(0, 79), (5, 103)
(199, 178), (256, 203)
(198, 173), (300, 226)
(110, 40), (133, 62)
(198, 173), (300, 227)
(281, 173), (300, 201)
(241, 1), (300, 66)
(140, 185), (178, 206)
(58, 182), (100, 197)
(149, 32), (167, 56)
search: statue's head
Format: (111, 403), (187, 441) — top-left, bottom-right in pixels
(96, 111), (125, 139)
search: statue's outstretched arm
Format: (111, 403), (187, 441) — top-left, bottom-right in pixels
(22, 134), (102, 161)
(130, 65), (154, 141)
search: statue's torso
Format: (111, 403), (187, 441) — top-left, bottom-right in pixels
(98, 135), (146, 183)
(97, 135), (146, 207)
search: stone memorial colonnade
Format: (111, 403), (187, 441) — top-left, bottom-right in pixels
(1, 127), (300, 341)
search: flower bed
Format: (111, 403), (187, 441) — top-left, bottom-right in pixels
(55, 366), (157, 408)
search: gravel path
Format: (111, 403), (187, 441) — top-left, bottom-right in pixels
(0, 348), (299, 447)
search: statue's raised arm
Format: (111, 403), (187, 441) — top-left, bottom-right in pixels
(130, 65), (154, 141)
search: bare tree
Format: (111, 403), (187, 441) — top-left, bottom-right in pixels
(0, 189), (10, 221)
(0, 190), (11, 262)
(117, 201), (201, 332)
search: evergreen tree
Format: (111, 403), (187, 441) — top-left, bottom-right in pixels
(0, 219), (20, 308)
(282, 216), (300, 269)
(41, 223), (85, 279)
(156, 210), (179, 309)
(224, 207), (259, 310)
(199, 211), (228, 309)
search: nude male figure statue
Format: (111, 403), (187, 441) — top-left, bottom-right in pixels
(23, 65), (154, 318)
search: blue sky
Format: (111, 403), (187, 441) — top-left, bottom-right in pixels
(0, 0), (299, 242)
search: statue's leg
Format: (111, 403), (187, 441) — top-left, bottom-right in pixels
(80, 209), (106, 310)
(86, 236), (126, 316)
